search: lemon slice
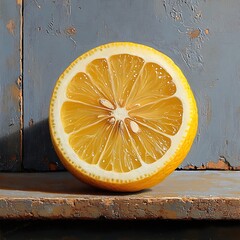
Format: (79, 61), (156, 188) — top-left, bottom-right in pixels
(49, 42), (198, 192)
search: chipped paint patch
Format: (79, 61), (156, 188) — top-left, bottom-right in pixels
(16, 0), (22, 5)
(65, 26), (77, 35)
(17, 77), (22, 87)
(9, 119), (15, 127)
(179, 47), (203, 69)
(6, 19), (16, 35)
(182, 157), (240, 170)
(163, 0), (209, 69)
(205, 158), (232, 170)
(28, 119), (34, 127)
(188, 28), (200, 39)
(10, 84), (19, 102)
(45, 17), (62, 36)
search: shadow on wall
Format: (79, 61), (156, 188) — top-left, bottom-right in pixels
(0, 119), (65, 172)
(0, 130), (21, 172)
(24, 118), (65, 171)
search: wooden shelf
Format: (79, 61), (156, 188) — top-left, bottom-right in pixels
(0, 171), (239, 220)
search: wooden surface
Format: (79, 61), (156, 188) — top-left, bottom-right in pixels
(1, 0), (240, 170)
(0, 1), (22, 171)
(0, 171), (240, 220)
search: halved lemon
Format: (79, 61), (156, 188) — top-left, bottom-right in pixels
(49, 42), (198, 192)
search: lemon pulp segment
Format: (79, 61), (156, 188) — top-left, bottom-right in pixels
(61, 54), (183, 173)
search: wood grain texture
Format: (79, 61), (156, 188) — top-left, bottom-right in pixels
(0, 171), (240, 219)
(23, 0), (240, 170)
(0, 1), (22, 171)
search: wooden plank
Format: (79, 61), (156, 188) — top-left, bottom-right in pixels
(0, 0), (22, 171)
(0, 171), (240, 219)
(23, 0), (240, 170)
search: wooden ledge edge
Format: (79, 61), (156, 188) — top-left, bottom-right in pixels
(0, 171), (240, 220)
(0, 197), (240, 220)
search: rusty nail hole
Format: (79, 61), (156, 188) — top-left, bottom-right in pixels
(65, 26), (77, 35)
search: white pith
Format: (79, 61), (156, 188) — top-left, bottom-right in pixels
(51, 43), (192, 182)
(112, 107), (129, 121)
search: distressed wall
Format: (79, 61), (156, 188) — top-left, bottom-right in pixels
(0, 0), (240, 171)
(0, 0), (22, 171)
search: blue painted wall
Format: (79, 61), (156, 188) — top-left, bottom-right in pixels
(0, 1), (22, 171)
(1, 0), (240, 171)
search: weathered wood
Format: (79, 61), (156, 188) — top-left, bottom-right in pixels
(23, 0), (240, 170)
(0, 171), (240, 219)
(0, 0), (22, 171)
